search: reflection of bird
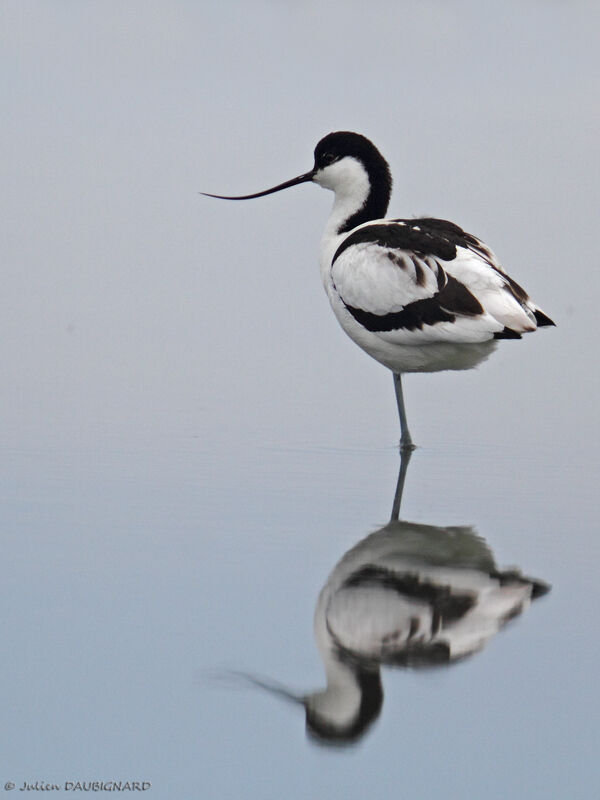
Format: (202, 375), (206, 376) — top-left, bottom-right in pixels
(305, 516), (548, 744)
(203, 131), (555, 448)
(232, 452), (549, 746)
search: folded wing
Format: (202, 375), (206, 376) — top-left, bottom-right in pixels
(331, 218), (553, 345)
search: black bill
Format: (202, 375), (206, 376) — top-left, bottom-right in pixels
(201, 169), (316, 200)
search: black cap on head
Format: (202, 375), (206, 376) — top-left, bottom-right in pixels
(314, 131), (390, 177)
(313, 131), (392, 233)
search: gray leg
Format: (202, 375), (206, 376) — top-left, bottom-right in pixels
(393, 372), (415, 451)
(390, 445), (413, 521)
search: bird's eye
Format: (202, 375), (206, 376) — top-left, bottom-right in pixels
(321, 152), (337, 166)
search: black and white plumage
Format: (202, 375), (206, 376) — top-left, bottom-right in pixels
(229, 453), (550, 746)
(303, 514), (548, 744)
(204, 131), (555, 448)
(236, 507), (549, 746)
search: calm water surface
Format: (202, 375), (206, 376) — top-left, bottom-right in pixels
(2, 421), (597, 798)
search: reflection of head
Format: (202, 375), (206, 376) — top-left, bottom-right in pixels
(305, 667), (383, 746)
(221, 504), (549, 750)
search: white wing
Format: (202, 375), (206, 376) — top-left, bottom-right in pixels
(447, 244), (536, 332)
(332, 241), (443, 315)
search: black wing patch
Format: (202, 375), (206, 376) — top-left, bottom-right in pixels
(333, 220), (460, 264)
(342, 565), (475, 627)
(343, 274), (484, 333)
(332, 216), (498, 265)
(382, 641), (452, 668)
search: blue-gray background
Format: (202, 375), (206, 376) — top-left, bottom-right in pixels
(2, 2), (598, 798)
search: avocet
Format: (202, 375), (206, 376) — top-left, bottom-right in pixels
(204, 131), (555, 448)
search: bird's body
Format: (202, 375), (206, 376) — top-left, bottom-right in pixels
(320, 215), (549, 374)
(228, 452), (550, 746)
(304, 515), (548, 743)
(204, 131), (554, 446)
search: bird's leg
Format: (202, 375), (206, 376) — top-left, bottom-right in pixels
(393, 372), (416, 451)
(390, 445), (413, 521)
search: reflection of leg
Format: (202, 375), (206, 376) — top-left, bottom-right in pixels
(393, 373), (415, 451)
(390, 446), (413, 521)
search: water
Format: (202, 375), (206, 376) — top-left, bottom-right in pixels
(2, 421), (597, 797)
(2, 1), (599, 797)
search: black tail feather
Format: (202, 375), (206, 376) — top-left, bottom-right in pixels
(534, 309), (556, 327)
(494, 327), (522, 339)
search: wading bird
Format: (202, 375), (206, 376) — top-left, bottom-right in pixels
(226, 450), (549, 746)
(203, 131), (554, 448)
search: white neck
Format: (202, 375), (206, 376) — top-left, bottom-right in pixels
(316, 158), (371, 280)
(307, 649), (362, 728)
(310, 581), (363, 725)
